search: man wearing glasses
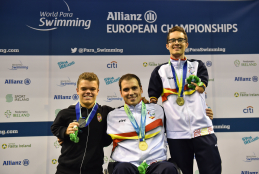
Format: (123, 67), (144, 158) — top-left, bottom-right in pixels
(148, 26), (221, 174)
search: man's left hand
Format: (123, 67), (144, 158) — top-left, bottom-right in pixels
(206, 108), (213, 120)
(191, 82), (204, 93)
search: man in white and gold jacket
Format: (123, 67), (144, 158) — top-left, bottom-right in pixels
(107, 73), (178, 174)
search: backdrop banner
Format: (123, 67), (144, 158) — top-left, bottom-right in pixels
(1, 1), (259, 174)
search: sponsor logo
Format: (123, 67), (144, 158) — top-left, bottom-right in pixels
(52, 159), (57, 164)
(4, 110), (11, 118)
(206, 61), (212, 67)
(9, 61), (28, 70)
(54, 94), (78, 101)
(144, 10), (157, 23)
(57, 61), (75, 69)
(242, 136), (259, 145)
(143, 62), (163, 67)
(3, 143), (31, 149)
(71, 47), (77, 53)
(55, 109), (61, 117)
(6, 95), (29, 102)
(6, 94), (13, 102)
(4, 78), (31, 85)
(0, 130), (18, 135)
(2, 159), (29, 166)
(107, 61), (117, 68)
(234, 60), (257, 67)
(104, 77), (120, 85)
(119, 119), (126, 123)
(2, 144), (7, 149)
(4, 110), (30, 118)
(243, 106), (253, 113)
(235, 92), (259, 97)
(27, 1), (91, 31)
(23, 159), (30, 166)
(185, 47), (225, 53)
(104, 93), (122, 102)
(244, 152), (259, 162)
(57, 77), (76, 87)
(235, 76), (258, 82)
(54, 141), (61, 148)
(107, 10), (157, 33)
(241, 171), (258, 174)
(213, 124), (230, 130)
(253, 76), (258, 82)
(235, 92), (240, 97)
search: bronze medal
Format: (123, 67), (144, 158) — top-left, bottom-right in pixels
(139, 141), (148, 151)
(176, 97), (184, 106)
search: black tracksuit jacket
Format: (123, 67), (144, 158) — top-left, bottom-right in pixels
(51, 104), (114, 174)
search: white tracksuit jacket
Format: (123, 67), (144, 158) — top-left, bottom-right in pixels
(107, 102), (167, 167)
(148, 58), (214, 139)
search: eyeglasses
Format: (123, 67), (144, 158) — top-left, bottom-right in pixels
(168, 38), (186, 43)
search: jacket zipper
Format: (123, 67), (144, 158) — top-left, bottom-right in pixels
(79, 108), (90, 174)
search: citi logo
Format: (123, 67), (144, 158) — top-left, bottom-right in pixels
(119, 119), (126, 123)
(107, 61), (117, 68)
(243, 106), (253, 113)
(71, 48), (77, 53)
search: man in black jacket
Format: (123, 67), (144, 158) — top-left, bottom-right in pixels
(51, 72), (113, 174)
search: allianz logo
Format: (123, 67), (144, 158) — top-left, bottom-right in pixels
(107, 10), (157, 23)
(54, 94), (78, 100)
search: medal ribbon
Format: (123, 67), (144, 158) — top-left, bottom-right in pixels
(75, 101), (98, 127)
(170, 60), (187, 97)
(124, 101), (147, 142)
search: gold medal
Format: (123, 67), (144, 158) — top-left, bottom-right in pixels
(176, 97), (184, 106)
(139, 141), (148, 151)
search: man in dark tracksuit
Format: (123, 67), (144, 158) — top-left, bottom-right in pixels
(51, 72), (113, 174)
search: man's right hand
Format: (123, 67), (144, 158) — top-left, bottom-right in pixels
(65, 122), (79, 135)
(58, 138), (64, 145)
(150, 98), (157, 104)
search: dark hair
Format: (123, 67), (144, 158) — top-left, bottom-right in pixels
(119, 74), (142, 90)
(166, 26), (188, 43)
(77, 72), (99, 88)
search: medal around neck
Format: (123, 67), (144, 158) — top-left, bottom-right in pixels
(124, 101), (147, 151)
(139, 141), (148, 151)
(170, 60), (188, 107)
(75, 101), (98, 129)
(176, 97), (184, 106)
(78, 118), (86, 128)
